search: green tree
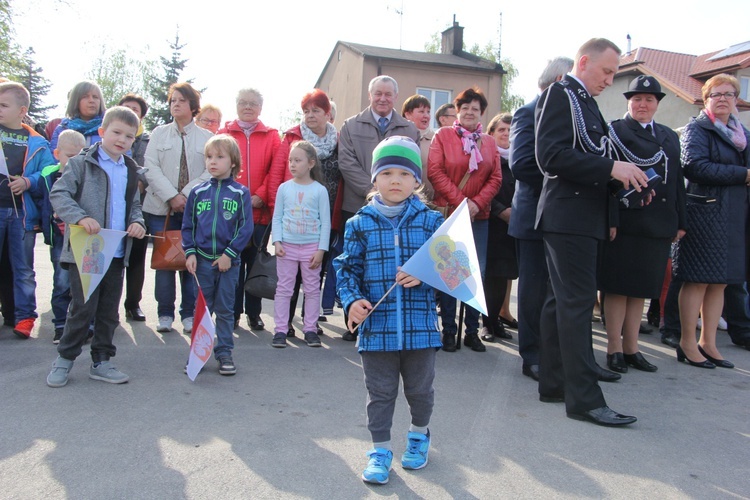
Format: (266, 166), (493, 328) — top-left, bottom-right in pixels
(424, 34), (524, 112)
(87, 47), (157, 108)
(18, 48), (54, 121)
(0, 0), (24, 79)
(144, 30), (202, 130)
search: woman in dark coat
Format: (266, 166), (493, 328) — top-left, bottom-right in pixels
(481, 113), (517, 342)
(674, 73), (750, 369)
(602, 76), (686, 373)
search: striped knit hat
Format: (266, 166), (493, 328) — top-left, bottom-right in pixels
(371, 136), (422, 183)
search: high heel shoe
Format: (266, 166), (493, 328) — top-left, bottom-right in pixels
(676, 346), (715, 369)
(697, 345), (734, 369)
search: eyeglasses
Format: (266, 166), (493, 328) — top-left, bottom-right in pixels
(237, 100), (261, 108)
(442, 114), (457, 119)
(198, 118), (219, 125)
(708, 92), (737, 100)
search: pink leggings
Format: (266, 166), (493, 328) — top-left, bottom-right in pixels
(274, 242), (321, 334)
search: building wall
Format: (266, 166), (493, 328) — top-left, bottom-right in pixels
(316, 43), (504, 128)
(316, 45), (366, 128)
(362, 60), (503, 128)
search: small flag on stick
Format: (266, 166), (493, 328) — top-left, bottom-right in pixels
(400, 199), (487, 315)
(186, 287), (216, 381)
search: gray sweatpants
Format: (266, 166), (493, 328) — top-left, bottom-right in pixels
(360, 348), (436, 443)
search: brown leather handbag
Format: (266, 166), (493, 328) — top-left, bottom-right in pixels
(150, 212), (187, 271)
(435, 170), (472, 218)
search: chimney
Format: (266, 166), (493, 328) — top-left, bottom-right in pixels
(626, 34), (632, 54)
(441, 16), (464, 56)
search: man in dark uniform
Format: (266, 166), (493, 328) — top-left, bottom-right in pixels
(534, 38), (649, 426)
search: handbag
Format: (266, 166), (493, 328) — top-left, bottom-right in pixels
(435, 170), (472, 217)
(150, 212), (187, 271)
(244, 224), (277, 300)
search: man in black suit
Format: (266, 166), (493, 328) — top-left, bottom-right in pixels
(534, 38), (648, 426)
(509, 57), (574, 382)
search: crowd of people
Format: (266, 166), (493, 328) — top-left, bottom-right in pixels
(1, 34), (749, 484)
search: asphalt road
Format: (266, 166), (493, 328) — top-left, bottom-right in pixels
(0, 242), (748, 499)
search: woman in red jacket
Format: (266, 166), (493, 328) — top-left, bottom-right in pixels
(428, 87), (502, 352)
(217, 88), (282, 331)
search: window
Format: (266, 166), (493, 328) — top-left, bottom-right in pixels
(417, 87), (452, 129)
(740, 76), (750, 101)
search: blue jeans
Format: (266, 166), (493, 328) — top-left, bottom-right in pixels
(234, 223), (266, 320)
(439, 219), (488, 335)
(145, 213), (195, 320)
(321, 231), (343, 310)
(195, 256), (239, 359)
(49, 237), (71, 328)
(0, 208), (37, 321)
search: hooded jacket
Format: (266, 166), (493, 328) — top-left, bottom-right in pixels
(7, 124), (55, 231)
(334, 195), (443, 352)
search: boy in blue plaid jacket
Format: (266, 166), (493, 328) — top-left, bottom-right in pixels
(334, 137), (443, 484)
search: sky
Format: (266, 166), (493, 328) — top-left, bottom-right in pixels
(10, 0), (750, 129)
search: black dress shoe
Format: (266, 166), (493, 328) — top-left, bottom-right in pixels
(596, 365), (622, 382)
(493, 320), (513, 339)
(661, 333), (680, 348)
(624, 351), (658, 372)
(463, 333), (486, 352)
(522, 364), (540, 381)
(539, 393), (564, 403)
(480, 326), (495, 343)
(676, 346), (715, 369)
(499, 316), (519, 329)
(606, 352), (628, 373)
(342, 331), (357, 342)
(697, 345), (734, 369)
(125, 307), (146, 322)
(248, 316), (265, 331)
(567, 406), (637, 426)
(441, 333), (457, 352)
(638, 324), (652, 334)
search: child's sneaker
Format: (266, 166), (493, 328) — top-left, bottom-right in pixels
(272, 332), (287, 348)
(304, 331), (322, 347)
(47, 356), (74, 388)
(218, 356), (236, 376)
(89, 361), (129, 384)
(362, 448), (393, 484)
(53, 328), (64, 344)
(401, 430), (430, 470)
(13, 318), (34, 339)
(157, 316), (173, 333)
(182, 317), (194, 335)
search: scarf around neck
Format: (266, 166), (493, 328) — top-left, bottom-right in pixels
(371, 194), (407, 219)
(238, 119), (260, 137)
(300, 122), (337, 159)
(64, 116), (103, 137)
(703, 109), (747, 151)
(454, 122), (484, 172)
(497, 145), (509, 160)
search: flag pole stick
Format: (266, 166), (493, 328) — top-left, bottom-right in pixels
(350, 281), (398, 334)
